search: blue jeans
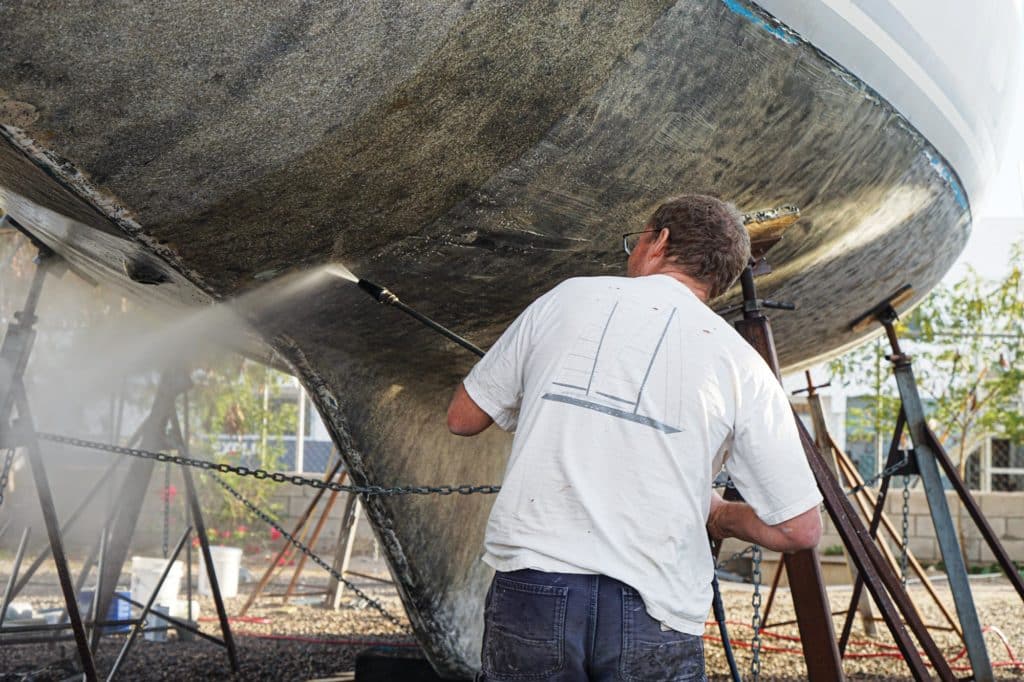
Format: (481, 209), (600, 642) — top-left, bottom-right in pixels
(478, 569), (706, 681)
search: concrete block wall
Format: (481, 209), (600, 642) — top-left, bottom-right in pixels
(266, 481), (379, 557)
(818, 490), (1024, 565)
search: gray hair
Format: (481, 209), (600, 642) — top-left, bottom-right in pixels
(647, 195), (751, 299)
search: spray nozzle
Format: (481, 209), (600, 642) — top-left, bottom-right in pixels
(357, 278), (399, 305)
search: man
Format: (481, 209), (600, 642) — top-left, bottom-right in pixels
(448, 195), (822, 681)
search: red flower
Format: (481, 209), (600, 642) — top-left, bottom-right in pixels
(159, 485), (177, 503)
(221, 529), (233, 539)
(235, 525), (248, 534)
(269, 528), (282, 541)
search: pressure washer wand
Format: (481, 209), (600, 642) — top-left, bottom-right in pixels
(357, 279), (485, 358)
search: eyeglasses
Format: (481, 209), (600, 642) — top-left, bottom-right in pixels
(622, 229), (657, 256)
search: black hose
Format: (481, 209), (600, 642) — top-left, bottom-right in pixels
(712, 575), (743, 682)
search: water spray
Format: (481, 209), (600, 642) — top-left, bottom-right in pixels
(326, 265), (485, 358)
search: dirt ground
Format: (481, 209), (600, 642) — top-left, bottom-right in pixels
(1, 554), (1022, 680)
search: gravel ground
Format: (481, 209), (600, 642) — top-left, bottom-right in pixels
(1, 556), (1022, 681)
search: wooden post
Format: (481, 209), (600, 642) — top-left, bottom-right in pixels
(326, 493), (362, 610)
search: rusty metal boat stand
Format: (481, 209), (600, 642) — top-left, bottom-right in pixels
(728, 211), (956, 681)
(0, 223), (98, 679)
(0, 218), (238, 679)
(846, 284), (1024, 682)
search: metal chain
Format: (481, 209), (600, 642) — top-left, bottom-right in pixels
(162, 462), (171, 559)
(715, 543), (757, 570)
(36, 432), (501, 497)
(900, 475), (910, 586)
(209, 472), (408, 630)
(0, 448), (15, 507)
(846, 454), (910, 497)
(750, 545), (763, 682)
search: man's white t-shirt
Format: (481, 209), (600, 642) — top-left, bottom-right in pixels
(462, 274), (822, 635)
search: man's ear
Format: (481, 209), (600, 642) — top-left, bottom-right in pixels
(652, 227), (671, 257)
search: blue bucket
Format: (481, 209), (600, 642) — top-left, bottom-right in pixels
(77, 589), (132, 633)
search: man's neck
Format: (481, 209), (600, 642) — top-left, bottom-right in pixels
(647, 269), (710, 303)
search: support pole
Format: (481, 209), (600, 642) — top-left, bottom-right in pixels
(239, 458), (346, 616)
(93, 370), (191, 627)
(328, 492), (362, 610)
(15, 390), (98, 680)
(0, 527), (30, 631)
(733, 266), (843, 681)
(734, 266), (953, 681)
(883, 320), (993, 681)
(105, 527), (191, 681)
(284, 467), (346, 601)
(800, 372), (876, 636)
(0, 245), (97, 680)
(170, 411), (239, 673)
(89, 528), (108, 655)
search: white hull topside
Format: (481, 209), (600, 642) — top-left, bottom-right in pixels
(756, 0), (1023, 207)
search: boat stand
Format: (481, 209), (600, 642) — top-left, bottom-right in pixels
(0, 231), (98, 679)
(846, 285), (1024, 682)
(0, 224), (238, 677)
(238, 452), (347, 616)
(765, 372), (966, 653)
(725, 214), (956, 681)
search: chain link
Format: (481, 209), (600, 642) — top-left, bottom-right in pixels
(36, 432), (501, 497)
(209, 472), (408, 630)
(900, 475), (911, 586)
(846, 453), (911, 497)
(715, 543), (757, 570)
(0, 448), (15, 507)
(750, 544), (762, 682)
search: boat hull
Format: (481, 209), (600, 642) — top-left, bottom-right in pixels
(2, 0), (1017, 675)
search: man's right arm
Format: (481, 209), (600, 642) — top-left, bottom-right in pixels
(447, 382), (494, 436)
(715, 351), (824, 553)
(707, 491), (821, 553)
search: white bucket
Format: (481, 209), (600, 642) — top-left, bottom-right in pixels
(130, 556), (183, 612)
(197, 545), (243, 598)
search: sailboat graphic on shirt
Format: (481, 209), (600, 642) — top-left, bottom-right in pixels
(541, 300), (682, 434)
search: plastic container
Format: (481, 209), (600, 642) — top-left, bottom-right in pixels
(144, 605), (171, 641)
(77, 589), (132, 632)
(197, 545), (243, 598)
(130, 556), (183, 613)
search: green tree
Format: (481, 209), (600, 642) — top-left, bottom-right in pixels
(187, 354), (298, 545)
(830, 240), (1024, 481)
(830, 241), (1023, 564)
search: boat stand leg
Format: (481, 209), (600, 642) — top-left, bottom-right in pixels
(169, 411), (239, 673)
(15, 388), (98, 681)
(735, 266), (953, 681)
(89, 528), (108, 655)
(284, 464), (346, 601)
(106, 527), (191, 681)
(838, 449), (896, 655)
(180, 467), (240, 672)
(929, 427), (1024, 601)
(883, 321), (994, 682)
(93, 370), (189, 628)
(0, 526), (31, 631)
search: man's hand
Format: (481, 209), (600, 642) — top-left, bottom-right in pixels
(447, 383), (494, 436)
(706, 491), (822, 553)
(707, 490), (728, 542)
